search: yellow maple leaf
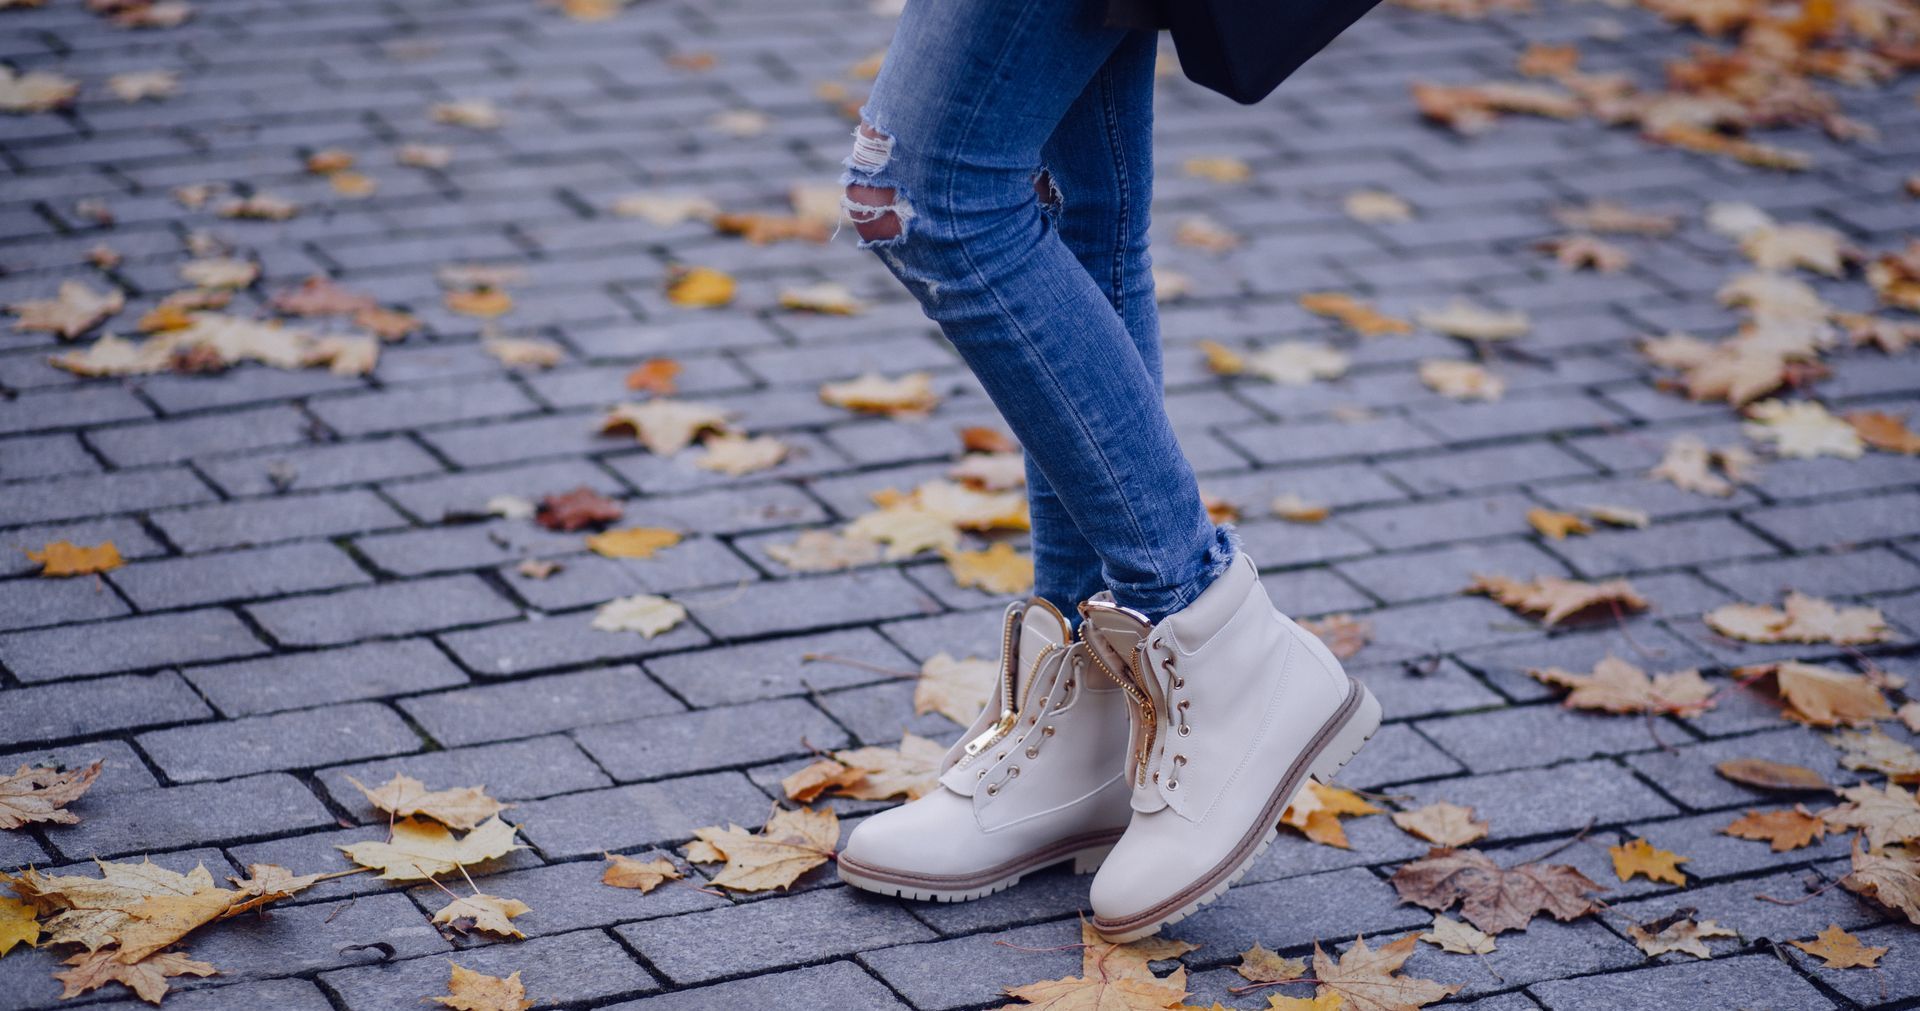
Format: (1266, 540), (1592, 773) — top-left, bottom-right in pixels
(1390, 801), (1489, 848)
(693, 806), (839, 892)
(585, 527), (682, 559)
(1280, 782), (1380, 849)
(844, 505), (960, 560)
(834, 733), (945, 801)
(430, 963), (534, 1011)
(431, 893), (531, 939)
(1299, 292), (1412, 337)
(347, 774), (508, 831)
(1526, 507), (1590, 540)
(666, 266), (735, 308)
(53, 949), (216, 1005)
(0, 896), (39, 956)
(602, 853), (683, 893)
(1722, 806), (1826, 852)
(600, 399), (734, 456)
(112, 887), (237, 963)
(944, 542), (1034, 594)
(5, 859), (212, 951)
(1708, 594), (1889, 646)
(913, 652), (998, 727)
(780, 759), (867, 804)
(444, 288), (513, 318)
(1789, 924), (1889, 968)
(1311, 933), (1458, 1011)
(1468, 573), (1648, 626)
(0, 759), (102, 828)
(336, 816), (523, 881)
(1610, 838), (1690, 885)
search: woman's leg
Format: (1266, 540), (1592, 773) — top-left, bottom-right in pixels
(1023, 30), (1165, 619)
(846, 0), (1227, 622)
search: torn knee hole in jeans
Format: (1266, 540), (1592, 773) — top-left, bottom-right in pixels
(1034, 169), (1062, 212)
(844, 122), (913, 244)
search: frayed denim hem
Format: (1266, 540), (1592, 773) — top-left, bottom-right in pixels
(1107, 523), (1241, 624)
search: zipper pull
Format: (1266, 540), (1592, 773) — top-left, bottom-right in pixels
(963, 711), (1017, 756)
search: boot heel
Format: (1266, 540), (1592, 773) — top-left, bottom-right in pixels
(1071, 843), (1115, 874)
(1309, 680), (1381, 783)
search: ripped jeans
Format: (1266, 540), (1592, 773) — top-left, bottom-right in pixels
(844, 0), (1230, 623)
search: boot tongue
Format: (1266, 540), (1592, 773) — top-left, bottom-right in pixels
(1013, 597), (1070, 695)
(1079, 595), (1152, 695)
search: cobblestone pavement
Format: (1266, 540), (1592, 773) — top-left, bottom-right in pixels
(3, 0), (1920, 1008)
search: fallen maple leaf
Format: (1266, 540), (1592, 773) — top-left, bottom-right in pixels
(765, 530), (882, 572)
(1312, 933), (1459, 1011)
(949, 452), (1027, 491)
(1744, 399), (1863, 459)
(482, 337), (561, 369)
(53, 948), (216, 1004)
(1821, 783), (1920, 851)
(1841, 839), (1920, 926)
(1299, 614), (1371, 661)
(398, 143), (453, 169)
(601, 853), (682, 893)
(216, 193), (299, 220)
(1828, 728), (1920, 784)
(1609, 837), (1690, 885)
(1790, 924), (1888, 969)
(819, 371), (939, 416)
(1280, 781), (1380, 849)
(535, 486), (623, 532)
(5, 860), (215, 951)
(695, 433), (789, 476)
(0, 763), (103, 828)
(25, 540), (122, 577)
(178, 257), (257, 290)
(1527, 507), (1591, 540)
(1650, 434), (1753, 496)
(624, 357), (681, 393)
(1419, 359), (1505, 400)
(8, 281), (124, 338)
(445, 288), (513, 318)
(1529, 655), (1715, 716)
(1002, 921), (1193, 1009)
(779, 759), (866, 804)
(1411, 79), (1580, 134)
(1391, 801), (1489, 848)
(1626, 914), (1739, 959)
(1421, 913), (1496, 955)
(1714, 757), (1829, 792)
(1269, 494), (1330, 524)
(691, 805), (838, 892)
(430, 99), (501, 129)
(1468, 573), (1648, 626)
(112, 887), (237, 963)
(601, 399), (733, 455)
(106, 69), (177, 102)
(1707, 594), (1890, 646)
(844, 505), (961, 560)
(1867, 241), (1920, 313)
(1174, 214), (1240, 253)
(1345, 189), (1414, 222)
(0, 66), (80, 113)
(590, 594), (687, 638)
(1585, 504), (1649, 529)
(1184, 156), (1251, 183)
(0, 896), (39, 956)
(1236, 942), (1305, 983)
(1723, 806), (1826, 852)
(960, 426), (1018, 454)
(714, 213), (830, 246)
(222, 864), (332, 916)
(913, 652), (997, 726)
(1536, 234), (1631, 272)
(432, 893), (530, 939)
(1846, 410), (1920, 454)
(1298, 292), (1412, 337)
(666, 266), (735, 308)
(834, 733), (944, 801)
(336, 816), (523, 881)
(348, 774), (507, 832)
(779, 282), (864, 315)
(430, 963), (534, 1011)
(944, 542), (1034, 594)
(585, 527), (682, 559)
(1415, 299), (1529, 341)
(1742, 661), (1894, 727)
(1389, 847), (1604, 934)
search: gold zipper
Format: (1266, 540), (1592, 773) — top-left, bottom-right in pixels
(1080, 621), (1157, 786)
(962, 606), (1024, 758)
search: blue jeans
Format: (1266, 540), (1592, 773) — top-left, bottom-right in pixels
(844, 0), (1232, 623)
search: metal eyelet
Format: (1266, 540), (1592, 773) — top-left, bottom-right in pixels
(1167, 754), (1186, 790)
(986, 764), (1021, 796)
(1176, 699), (1192, 737)
(1025, 725), (1056, 759)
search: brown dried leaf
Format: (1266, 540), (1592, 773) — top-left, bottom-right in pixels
(1706, 594), (1889, 645)
(1299, 291), (1413, 337)
(1527, 507), (1591, 540)
(600, 399), (733, 455)
(1419, 359), (1505, 400)
(1821, 783), (1920, 851)
(348, 774), (507, 831)
(1389, 847), (1604, 934)
(1841, 840), (1920, 926)
(1280, 782), (1381, 849)
(1828, 728), (1920, 784)
(26, 540), (122, 576)
(944, 542), (1034, 595)
(535, 486), (622, 531)
(1420, 914), (1497, 954)
(1415, 299), (1529, 341)
(111, 887), (237, 963)
(1311, 933), (1460, 1011)
(1626, 915), (1739, 959)
(779, 760), (866, 804)
(0, 760), (102, 829)
(693, 806), (838, 892)
(601, 853), (682, 893)
(336, 817), (523, 881)
(1714, 757), (1829, 792)
(54, 949), (216, 1004)
(779, 281), (864, 315)
(819, 372), (939, 416)
(1271, 494), (1330, 524)
(834, 733), (944, 801)
(1744, 399), (1863, 459)
(1529, 655), (1715, 716)
(432, 893), (530, 939)
(1468, 573), (1648, 626)
(1235, 942), (1306, 983)
(624, 358), (681, 393)
(1552, 200), (1678, 235)
(429, 963), (534, 1011)
(1299, 614), (1371, 661)
(585, 527), (682, 559)
(1789, 924), (1888, 969)
(8, 281), (124, 338)
(1609, 837), (1689, 885)
(1392, 802), (1490, 848)
(765, 530), (882, 573)
(1536, 234), (1632, 272)
(665, 266), (734, 308)
(1722, 805), (1827, 851)
(1847, 410), (1920, 454)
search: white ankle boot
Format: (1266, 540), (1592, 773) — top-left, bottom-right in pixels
(838, 597), (1134, 901)
(1079, 551), (1381, 940)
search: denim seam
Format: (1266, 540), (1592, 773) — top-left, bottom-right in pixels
(939, 9), (1180, 611)
(1096, 62), (1129, 309)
